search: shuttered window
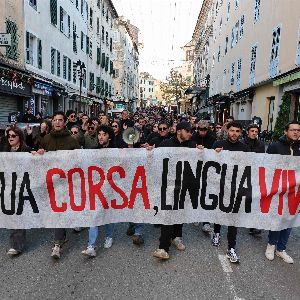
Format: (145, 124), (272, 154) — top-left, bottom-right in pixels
(37, 39), (42, 69)
(50, 0), (57, 26)
(6, 20), (18, 60)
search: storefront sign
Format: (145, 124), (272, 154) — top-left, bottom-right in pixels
(273, 71), (300, 86)
(0, 33), (11, 46)
(33, 82), (53, 96)
(0, 76), (32, 97)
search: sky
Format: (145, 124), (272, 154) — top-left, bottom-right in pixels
(113, 0), (202, 80)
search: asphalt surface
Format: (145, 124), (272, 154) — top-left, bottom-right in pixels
(0, 224), (299, 300)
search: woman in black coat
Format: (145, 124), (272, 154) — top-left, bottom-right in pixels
(1, 126), (32, 256)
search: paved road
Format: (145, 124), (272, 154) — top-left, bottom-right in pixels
(0, 224), (299, 300)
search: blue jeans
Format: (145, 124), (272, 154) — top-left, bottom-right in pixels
(129, 223), (144, 235)
(88, 224), (114, 247)
(268, 228), (292, 251)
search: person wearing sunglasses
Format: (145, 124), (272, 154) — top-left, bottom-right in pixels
(111, 120), (128, 148)
(83, 121), (99, 149)
(148, 121), (171, 148)
(191, 120), (216, 233)
(2, 126), (32, 256)
(152, 121), (196, 260)
(66, 110), (78, 131)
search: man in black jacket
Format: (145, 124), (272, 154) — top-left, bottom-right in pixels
(241, 124), (265, 235)
(265, 121), (300, 264)
(212, 121), (249, 263)
(152, 121), (196, 260)
(192, 120), (216, 233)
(149, 121), (171, 147)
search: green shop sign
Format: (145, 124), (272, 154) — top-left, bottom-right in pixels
(273, 71), (300, 86)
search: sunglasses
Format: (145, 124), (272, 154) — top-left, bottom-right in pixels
(198, 128), (208, 131)
(8, 134), (18, 138)
(112, 125), (118, 128)
(70, 115), (76, 118)
(158, 127), (168, 131)
(216, 126), (222, 129)
(71, 131), (78, 135)
(88, 126), (95, 130)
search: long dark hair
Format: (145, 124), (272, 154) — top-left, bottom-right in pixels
(5, 126), (25, 150)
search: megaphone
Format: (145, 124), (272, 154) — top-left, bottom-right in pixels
(122, 127), (140, 144)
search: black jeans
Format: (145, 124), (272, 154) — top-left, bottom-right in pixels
(54, 228), (67, 246)
(214, 224), (237, 249)
(10, 229), (26, 252)
(159, 224), (183, 252)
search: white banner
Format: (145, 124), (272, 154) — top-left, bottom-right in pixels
(0, 148), (299, 230)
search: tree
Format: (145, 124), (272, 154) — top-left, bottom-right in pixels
(273, 93), (291, 140)
(160, 69), (190, 112)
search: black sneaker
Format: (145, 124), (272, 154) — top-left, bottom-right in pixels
(132, 235), (144, 245)
(226, 248), (240, 263)
(126, 224), (135, 236)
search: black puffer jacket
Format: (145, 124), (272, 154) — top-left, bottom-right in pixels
(241, 136), (265, 153)
(267, 135), (300, 156)
(191, 130), (216, 149)
(159, 136), (196, 148)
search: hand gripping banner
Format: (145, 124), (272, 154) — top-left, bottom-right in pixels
(0, 148), (299, 230)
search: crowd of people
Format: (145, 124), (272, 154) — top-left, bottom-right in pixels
(0, 106), (299, 265)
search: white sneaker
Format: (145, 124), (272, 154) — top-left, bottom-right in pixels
(226, 248), (240, 263)
(7, 248), (20, 256)
(202, 223), (211, 233)
(265, 243), (276, 261)
(172, 237), (186, 251)
(103, 237), (113, 249)
(51, 244), (61, 259)
(193, 222), (200, 227)
(276, 250), (294, 264)
(81, 245), (96, 257)
(153, 249), (170, 260)
(212, 233), (220, 247)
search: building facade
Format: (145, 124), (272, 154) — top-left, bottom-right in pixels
(207, 0), (300, 129)
(113, 17), (139, 111)
(0, 0), (141, 122)
(139, 72), (156, 107)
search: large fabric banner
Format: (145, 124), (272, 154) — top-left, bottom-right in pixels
(0, 148), (299, 230)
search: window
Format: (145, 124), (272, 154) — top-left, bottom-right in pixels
(230, 62), (235, 85)
(83, 69), (86, 88)
(37, 39), (42, 68)
(225, 36), (228, 55)
(254, 0), (261, 24)
(89, 8), (93, 27)
(97, 0), (101, 9)
(51, 48), (56, 74)
(89, 72), (94, 91)
(217, 45), (221, 62)
(296, 21), (300, 66)
(223, 69), (227, 91)
(86, 36), (89, 54)
(97, 18), (100, 34)
(57, 51), (60, 76)
(249, 45), (257, 86)
(29, 0), (37, 10)
(240, 15), (245, 39)
(101, 52), (105, 68)
(105, 56), (109, 72)
(110, 38), (113, 52)
(227, 1), (230, 21)
(106, 31), (108, 46)
(101, 26), (105, 42)
(110, 61), (114, 75)
(89, 40), (92, 58)
(97, 47), (101, 65)
(100, 79), (104, 95)
(75, 0), (79, 10)
(235, 21), (239, 44)
(235, 0), (239, 9)
(96, 77), (100, 93)
(6, 20), (18, 60)
(50, 0), (57, 25)
(68, 58), (71, 81)
(219, 17), (223, 34)
(60, 7), (70, 37)
(73, 23), (77, 53)
(63, 55), (67, 79)
(236, 58), (242, 91)
(269, 25), (281, 77)
(72, 62), (77, 83)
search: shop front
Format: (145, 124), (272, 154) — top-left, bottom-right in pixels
(0, 71), (32, 123)
(31, 81), (54, 117)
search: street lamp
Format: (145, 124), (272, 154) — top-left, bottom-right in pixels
(76, 60), (86, 111)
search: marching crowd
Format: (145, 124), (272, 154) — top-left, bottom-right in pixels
(0, 107), (299, 265)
